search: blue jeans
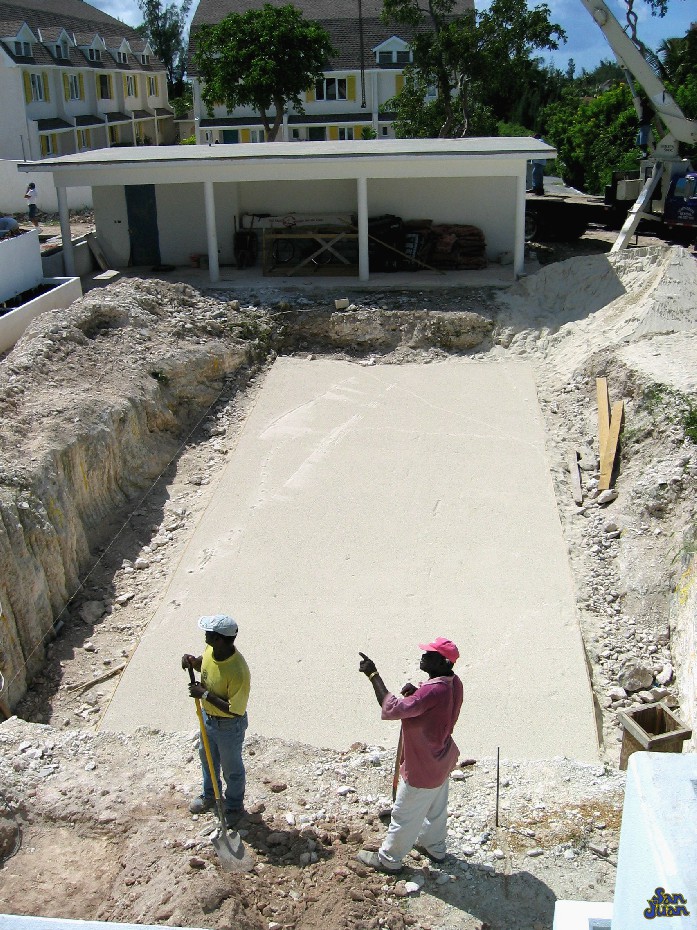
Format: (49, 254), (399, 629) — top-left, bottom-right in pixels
(199, 711), (247, 814)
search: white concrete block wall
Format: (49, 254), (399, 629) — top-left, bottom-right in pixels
(367, 176), (516, 260)
(0, 161), (93, 213)
(0, 229), (43, 303)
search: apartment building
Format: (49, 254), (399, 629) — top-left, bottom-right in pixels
(0, 0), (174, 160)
(188, 0), (473, 143)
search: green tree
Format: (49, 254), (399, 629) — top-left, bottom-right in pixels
(192, 4), (334, 141)
(136, 0), (191, 96)
(543, 83), (639, 192)
(382, 0), (565, 137)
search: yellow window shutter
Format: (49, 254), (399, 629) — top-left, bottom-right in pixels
(395, 74), (405, 93)
(86, 128), (91, 145)
(40, 136), (48, 156)
(354, 125), (364, 138)
(123, 74), (128, 96)
(23, 71), (32, 103)
(306, 85), (315, 103)
(78, 74), (84, 99)
(328, 126), (339, 141)
(43, 72), (50, 102)
(134, 75), (139, 96)
(347, 76), (356, 101)
(108, 74), (113, 97)
(63, 73), (69, 100)
(240, 129), (250, 143)
(51, 133), (57, 152)
(155, 76), (159, 95)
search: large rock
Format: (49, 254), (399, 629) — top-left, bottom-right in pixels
(617, 660), (654, 693)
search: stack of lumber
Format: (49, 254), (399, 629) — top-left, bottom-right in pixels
(425, 224), (487, 270)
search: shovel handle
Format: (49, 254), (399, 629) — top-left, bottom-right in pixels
(186, 662), (224, 807)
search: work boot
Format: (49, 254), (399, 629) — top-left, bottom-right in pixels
(356, 849), (403, 874)
(189, 795), (215, 814)
(413, 843), (446, 864)
(224, 808), (246, 829)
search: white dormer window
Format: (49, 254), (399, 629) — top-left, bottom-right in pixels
(141, 53), (149, 65)
(56, 41), (69, 58)
(374, 37), (412, 67)
(15, 40), (31, 56)
(117, 50), (127, 63)
(88, 47), (101, 61)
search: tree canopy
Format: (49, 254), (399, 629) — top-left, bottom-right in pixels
(192, 4), (334, 141)
(136, 0), (191, 95)
(382, 0), (565, 137)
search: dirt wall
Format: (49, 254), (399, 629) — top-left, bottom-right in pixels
(0, 280), (252, 710)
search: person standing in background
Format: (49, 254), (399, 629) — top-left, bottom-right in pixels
(24, 182), (41, 230)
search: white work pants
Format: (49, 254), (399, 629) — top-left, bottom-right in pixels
(378, 776), (450, 869)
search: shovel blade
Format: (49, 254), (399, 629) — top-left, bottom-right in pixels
(212, 826), (254, 873)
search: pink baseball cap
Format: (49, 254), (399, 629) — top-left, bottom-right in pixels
(418, 637), (459, 664)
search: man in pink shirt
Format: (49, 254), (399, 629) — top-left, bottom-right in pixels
(357, 637), (464, 873)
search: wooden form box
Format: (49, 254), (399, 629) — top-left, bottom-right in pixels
(617, 702), (692, 771)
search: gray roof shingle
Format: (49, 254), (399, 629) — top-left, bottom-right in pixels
(0, 0), (166, 70)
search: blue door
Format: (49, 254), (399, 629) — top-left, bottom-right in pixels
(125, 184), (161, 267)
(221, 129), (239, 143)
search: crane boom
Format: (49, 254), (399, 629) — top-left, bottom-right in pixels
(578, 0), (697, 146)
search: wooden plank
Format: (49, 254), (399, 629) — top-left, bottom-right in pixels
(598, 400), (624, 490)
(596, 378), (610, 474)
(86, 232), (108, 271)
(568, 450), (583, 505)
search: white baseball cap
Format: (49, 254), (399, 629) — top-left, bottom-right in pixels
(198, 614), (238, 636)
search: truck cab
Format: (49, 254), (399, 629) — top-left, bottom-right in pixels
(664, 171), (697, 231)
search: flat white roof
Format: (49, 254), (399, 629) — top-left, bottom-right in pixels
(20, 137), (556, 173)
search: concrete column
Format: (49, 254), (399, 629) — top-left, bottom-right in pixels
(356, 176), (369, 281)
(203, 180), (220, 283)
(514, 169), (526, 278)
(56, 186), (75, 276)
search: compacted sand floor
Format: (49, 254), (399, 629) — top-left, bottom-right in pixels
(102, 357), (599, 762)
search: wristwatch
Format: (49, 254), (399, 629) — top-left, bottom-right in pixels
(202, 690), (210, 702)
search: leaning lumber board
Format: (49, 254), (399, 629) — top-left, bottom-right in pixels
(597, 377), (610, 474)
(568, 450), (583, 505)
(598, 400), (624, 490)
(86, 232), (109, 271)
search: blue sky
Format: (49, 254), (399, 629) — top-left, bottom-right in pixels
(90, 0), (694, 73)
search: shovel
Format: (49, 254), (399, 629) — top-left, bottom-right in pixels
(187, 665), (254, 872)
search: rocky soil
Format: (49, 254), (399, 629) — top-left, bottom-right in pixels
(0, 230), (696, 929)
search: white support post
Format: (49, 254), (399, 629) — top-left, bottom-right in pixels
(203, 180), (220, 283)
(356, 176), (369, 281)
(57, 185), (75, 276)
(514, 168), (526, 277)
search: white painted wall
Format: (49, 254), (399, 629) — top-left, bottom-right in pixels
(238, 179), (357, 217)
(0, 277), (83, 354)
(0, 161), (92, 213)
(613, 753), (697, 930)
(0, 230), (43, 303)
(156, 182), (208, 264)
(92, 186), (130, 266)
(367, 176), (516, 259)
(0, 67), (32, 161)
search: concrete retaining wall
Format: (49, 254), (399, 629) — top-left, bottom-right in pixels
(0, 230), (43, 303)
(0, 277), (83, 354)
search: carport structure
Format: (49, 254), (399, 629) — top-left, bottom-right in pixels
(19, 137), (554, 281)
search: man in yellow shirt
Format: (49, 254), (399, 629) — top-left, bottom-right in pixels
(182, 614), (250, 828)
